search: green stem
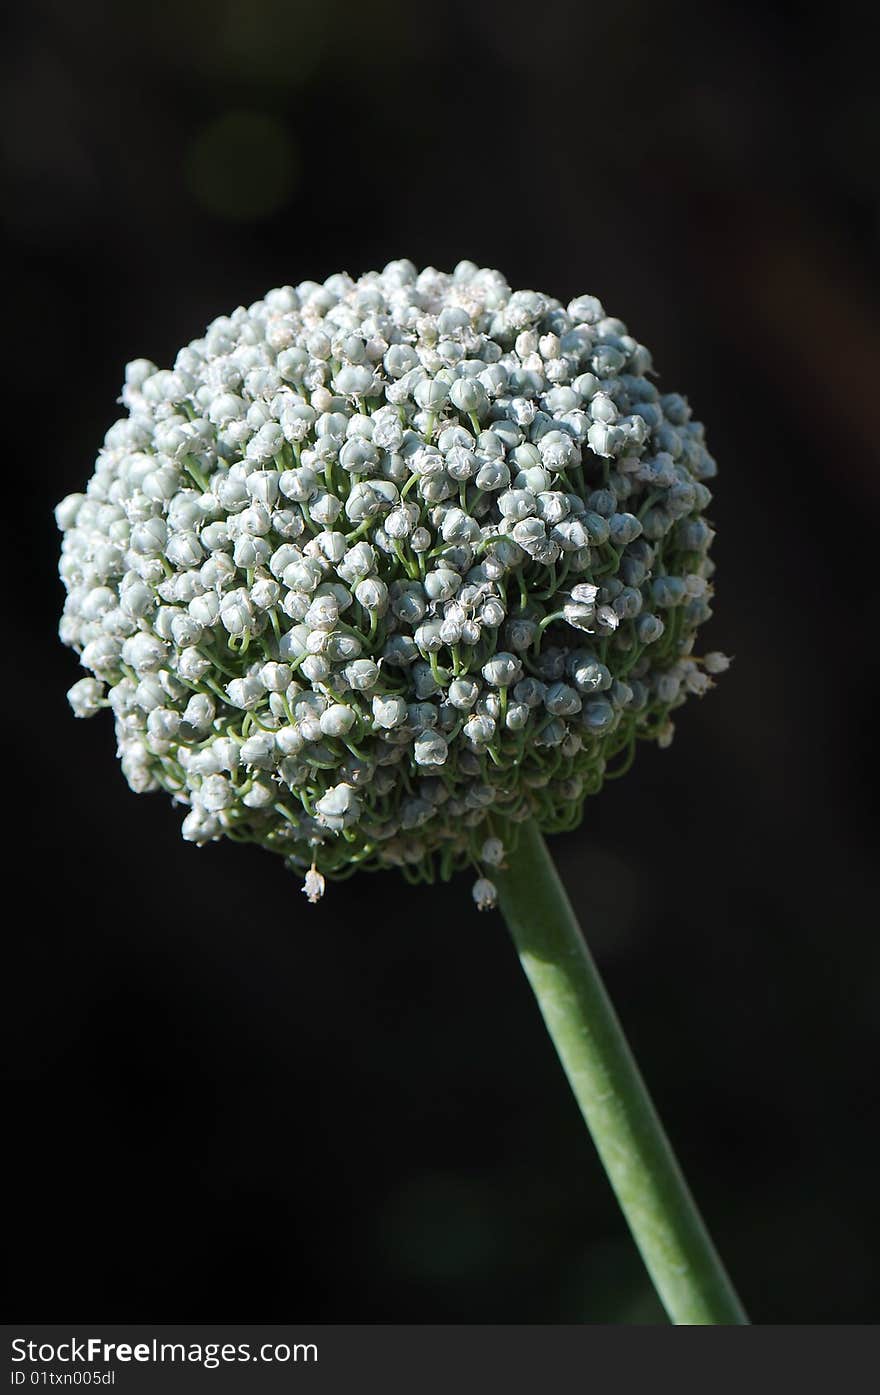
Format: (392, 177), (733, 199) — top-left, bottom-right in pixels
(494, 819), (748, 1326)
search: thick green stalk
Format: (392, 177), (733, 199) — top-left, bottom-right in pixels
(494, 819), (747, 1325)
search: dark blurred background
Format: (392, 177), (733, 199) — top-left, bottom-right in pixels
(2, 0), (878, 1324)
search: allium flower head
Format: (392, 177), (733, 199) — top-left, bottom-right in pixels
(56, 261), (726, 898)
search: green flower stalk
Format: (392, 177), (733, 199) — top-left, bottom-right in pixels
(56, 261), (744, 1323)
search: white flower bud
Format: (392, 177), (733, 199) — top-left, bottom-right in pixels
(316, 782), (361, 828)
(243, 780), (275, 808)
(67, 677), (104, 718)
(165, 531), (204, 569)
(245, 471), (281, 508)
(219, 589), (254, 636)
(372, 695), (408, 729)
(200, 774), (233, 811)
(181, 808), (222, 844)
(481, 837), (505, 867)
(251, 576), (281, 609)
(414, 731), (448, 766)
(259, 661), (293, 692)
(177, 647), (211, 681)
(472, 877), (497, 911)
(226, 676), (265, 710)
(56, 493), (87, 530)
(344, 659), (379, 691)
(320, 704), (356, 738)
(464, 714), (496, 744)
(481, 653), (522, 687)
(355, 577), (389, 614)
(240, 733), (276, 767)
(121, 631), (167, 674)
(302, 866), (325, 904)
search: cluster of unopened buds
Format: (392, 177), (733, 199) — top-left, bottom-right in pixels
(57, 261), (729, 908)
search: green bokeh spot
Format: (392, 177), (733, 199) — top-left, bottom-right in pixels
(187, 110), (298, 221)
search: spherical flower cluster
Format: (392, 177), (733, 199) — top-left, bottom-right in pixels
(57, 261), (726, 905)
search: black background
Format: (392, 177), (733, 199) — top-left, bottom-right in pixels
(3, 0), (879, 1324)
